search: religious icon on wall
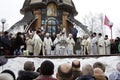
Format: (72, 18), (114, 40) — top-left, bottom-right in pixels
(47, 3), (57, 16)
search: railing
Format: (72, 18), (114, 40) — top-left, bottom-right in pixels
(4, 54), (120, 59)
(24, 17), (38, 33)
(67, 17), (90, 36)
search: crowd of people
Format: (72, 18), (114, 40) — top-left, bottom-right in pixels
(0, 59), (120, 80)
(0, 27), (120, 56)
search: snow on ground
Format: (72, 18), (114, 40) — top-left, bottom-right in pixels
(0, 56), (120, 78)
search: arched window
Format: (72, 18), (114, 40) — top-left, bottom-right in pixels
(47, 19), (57, 34)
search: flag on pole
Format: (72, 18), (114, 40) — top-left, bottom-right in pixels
(104, 15), (112, 29)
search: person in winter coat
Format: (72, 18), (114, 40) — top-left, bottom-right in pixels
(118, 41), (120, 53)
(1, 31), (11, 55)
(17, 61), (39, 80)
(35, 60), (56, 80)
(0, 69), (16, 80)
(93, 68), (108, 80)
(14, 32), (26, 55)
(56, 63), (73, 80)
(76, 64), (96, 80)
(109, 62), (120, 80)
(72, 60), (82, 80)
(93, 62), (106, 72)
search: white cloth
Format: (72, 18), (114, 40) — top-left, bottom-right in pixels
(32, 33), (42, 56)
(91, 36), (98, 55)
(98, 37), (105, 55)
(26, 38), (34, 53)
(87, 38), (92, 55)
(67, 37), (75, 55)
(59, 34), (67, 55)
(104, 39), (111, 55)
(44, 37), (53, 55)
(83, 38), (91, 55)
(81, 39), (86, 55)
(54, 37), (61, 55)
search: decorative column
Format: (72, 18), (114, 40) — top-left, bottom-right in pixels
(33, 10), (41, 30)
(62, 12), (69, 36)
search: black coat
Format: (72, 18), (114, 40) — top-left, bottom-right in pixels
(14, 36), (25, 50)
(17, 70), (39, 80)
(1, 35), (11, 50)
(76, 75), (96, 80)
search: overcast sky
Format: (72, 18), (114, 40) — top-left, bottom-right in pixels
(0, 0), (120, 38)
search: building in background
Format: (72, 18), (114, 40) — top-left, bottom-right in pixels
(8, 0), (90, 36)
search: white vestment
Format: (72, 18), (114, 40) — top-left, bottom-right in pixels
(83, 38), (91, 55)
(81, 39), (86, 55)
(59, 34), (67, 55)
(91, 37), (98, 55)
(67, 37), (75, 55)
(32, 33), (42, 56)
(26, 38), (34, 54)
(86, 38), (92, 55)
(105, 39), (111, 55)
(98, 37), (105, 55)
(44, 37), (53, 55)
(54, 37), (61, 55)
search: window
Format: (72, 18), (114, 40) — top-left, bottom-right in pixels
(47, 19), (57, 34)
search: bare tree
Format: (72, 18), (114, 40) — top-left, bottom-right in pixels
(83, 12), (104, 35)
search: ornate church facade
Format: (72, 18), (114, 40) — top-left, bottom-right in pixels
(9, 0), (90, 36)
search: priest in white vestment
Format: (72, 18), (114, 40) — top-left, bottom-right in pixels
(104, 35), (111, 55)
(91, 33), (98, 55)
(44, 33), (53, 55)
(98, 33), (105, 55)
(66, 34), (75, 55)
(54, 34), (61, 55)
(32, 31), (42, 56)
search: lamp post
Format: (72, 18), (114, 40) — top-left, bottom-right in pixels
(1, 18), (6, 34)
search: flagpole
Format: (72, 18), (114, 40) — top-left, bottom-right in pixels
(110, 22), (113, 39)
(111, 27), (113, 39)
